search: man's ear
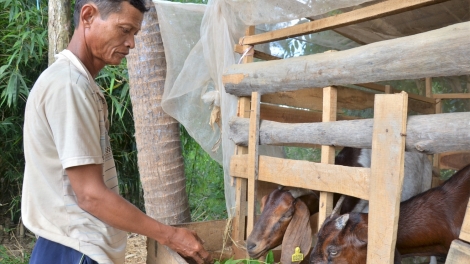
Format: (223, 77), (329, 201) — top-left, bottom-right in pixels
(80, 3), (99, 28)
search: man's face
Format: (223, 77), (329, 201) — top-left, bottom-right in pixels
(87, 1), (144, 65)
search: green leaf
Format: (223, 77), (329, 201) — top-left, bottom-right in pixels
(265, 250), (275, 263)
(121, 83), (129, 98)
(224, 259), (240, 264)
(3, 70), (19, 107)
(0, 64), (9, 78)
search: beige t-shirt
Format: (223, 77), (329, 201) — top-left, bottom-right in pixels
(22, 50), (127, 264)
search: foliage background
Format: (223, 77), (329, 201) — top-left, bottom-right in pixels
(0, 0), (223, 228)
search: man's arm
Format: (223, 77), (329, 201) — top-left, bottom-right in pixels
(66, 164), (212, 264)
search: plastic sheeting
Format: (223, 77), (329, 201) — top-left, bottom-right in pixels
(153, 0), (469, 217)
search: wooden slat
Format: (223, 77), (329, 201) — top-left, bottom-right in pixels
(260, 103), (357, 124)
(318, 87), (337, 230)
(459, 199), (470, 243)
(232, 26), (255, 244)
(425, 77), (441, 188)
(425, 77), (432, 97)
(232, 97), (250, 243)
(234, 44), (281, 61)
(230, 155), (371, 200)
(262, 86), (374, 112)
(432, 93), (470, 99)
(357, 83), (436, 104)
(445, 239), (470, 264)
(239, 0), (449, 45)
(439, 152), (470, 170)
(246, 92), (260, 236)
(367, 92), (408, 264)
(154, 240), (188, 264)
(262, 85), (434, 115)
(305, 16), (367, 45)
(174, 220), (228, 251)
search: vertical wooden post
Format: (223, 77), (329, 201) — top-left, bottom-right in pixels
(246, 92), (260, 236)
(318, 86), (337, 229)
(459, 199), (470, 243)
(444, 198), (470, 263)
(425, 77), (441, 188)
(446, 182), (470, 262)
(445, 239), (470, 263)
(232, 26), (255, 245)
(367, 92), (408, 264)
(232, 97), (250, 244)
(425, 77), (432, 97)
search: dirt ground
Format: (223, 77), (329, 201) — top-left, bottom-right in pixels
(124, 233), (148, 264)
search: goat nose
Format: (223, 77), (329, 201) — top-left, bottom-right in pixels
(246, 241), (256, 251)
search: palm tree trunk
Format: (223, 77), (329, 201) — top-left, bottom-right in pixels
(48, 0), (71, 65)
(126, 0), (191, 225)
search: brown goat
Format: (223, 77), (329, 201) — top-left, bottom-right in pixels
(245, 147), (431, 262)
(309, 163), (470, 264)
(246, 187), (321, 263)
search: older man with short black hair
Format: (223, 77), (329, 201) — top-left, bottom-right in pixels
(22, 1), (212, 263)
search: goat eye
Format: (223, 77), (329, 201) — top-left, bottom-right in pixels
(281, 213), (293, 220)
(329, 249), (338, 256)
(281, 210), (294, 219)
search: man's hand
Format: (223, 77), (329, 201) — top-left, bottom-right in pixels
(163, 226), (213, 264)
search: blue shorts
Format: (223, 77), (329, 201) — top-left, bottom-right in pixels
(30, 237), (98, 264)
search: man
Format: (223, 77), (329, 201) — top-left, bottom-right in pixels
(22, 0), (212, 263)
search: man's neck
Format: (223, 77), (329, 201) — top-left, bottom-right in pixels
(67, 30), (104, 78)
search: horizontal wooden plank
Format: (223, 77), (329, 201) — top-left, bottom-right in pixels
(261, 86), (435, 115)
(229, 111), (470, 154)
(230, 154), (371, 200)
(260, 103), (357, 123)
(356, 83), (436, 104)
(432, 93), (470, 99)
(239, 0), (449, 45)
(439, 152), (470, 170)
(262, 86), (374, 112)
(224, 22), (470, 97)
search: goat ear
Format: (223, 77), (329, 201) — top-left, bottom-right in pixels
(334, 214), (349, 230)
(260, 194), (268, 213)
(280, 199), (312, 264)
(355, 221), (368, 244)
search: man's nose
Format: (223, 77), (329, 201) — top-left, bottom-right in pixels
(125, 35), (135, 49)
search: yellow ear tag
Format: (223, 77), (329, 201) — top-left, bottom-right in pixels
(291, 246), (304, 262)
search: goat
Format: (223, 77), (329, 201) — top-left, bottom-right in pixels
(309, 163), (470, 264)
(245, 147), (432, 262)
(337, 148), (432, 214)
(245, 187), (321, 263)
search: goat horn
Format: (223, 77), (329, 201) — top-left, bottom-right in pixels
(330, 195), (345, 217)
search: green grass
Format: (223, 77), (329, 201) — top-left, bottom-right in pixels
(214, 250), (275, 264)
(0, 245), (30, 264)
